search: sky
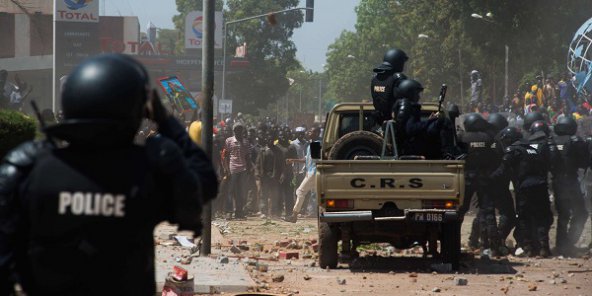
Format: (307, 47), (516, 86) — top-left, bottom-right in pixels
(103, 0), (359, 72)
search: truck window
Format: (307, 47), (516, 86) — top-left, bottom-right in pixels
(338, 111), (379, 138)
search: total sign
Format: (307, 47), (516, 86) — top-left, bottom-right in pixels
(185, 11), (223, 49)
(55, 0), (99, 23)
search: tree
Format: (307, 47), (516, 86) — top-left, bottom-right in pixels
(324, 0), (592, 109)
(156, 29), (179, 55)
(224, 0), (303, 114)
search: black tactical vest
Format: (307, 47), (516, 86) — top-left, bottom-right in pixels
(17, 145), (168, 296)
(371, 72), (406, 121)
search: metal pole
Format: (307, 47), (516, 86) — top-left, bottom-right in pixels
(459, 47), (464, 111)
(299, 87), (302, 112)
(200, 0), (215, 256)
(504, 45), (509, 98)
(221, 22), (227, 101)
(318, 78), (322, 122)
(52, 0), (57, 112)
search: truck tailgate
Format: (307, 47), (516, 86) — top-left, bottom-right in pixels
(316, 160), (464, 201)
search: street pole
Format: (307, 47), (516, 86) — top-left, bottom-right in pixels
(458, 47), (464, 111)
(221, 22), (227, 101)
(504, 45), (509, 99)
(299, 87), (302, 112)
(200, 0), (215, 256)
(318, 79), (322, 122)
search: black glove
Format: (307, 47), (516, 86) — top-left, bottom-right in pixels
(146, 89), (170, 128)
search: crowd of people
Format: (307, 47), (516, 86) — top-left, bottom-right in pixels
(158, 111), (324, 222)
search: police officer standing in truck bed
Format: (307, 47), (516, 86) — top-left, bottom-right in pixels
(371, 48), (409, 124)
(0, 54), (218, 295)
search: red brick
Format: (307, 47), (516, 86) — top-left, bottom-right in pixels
(312, 243), (319, 253)
(279, 251), (299, 260)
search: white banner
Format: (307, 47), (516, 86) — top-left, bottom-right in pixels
(55, 0), (100, 23)
(185, 11), (224, 49)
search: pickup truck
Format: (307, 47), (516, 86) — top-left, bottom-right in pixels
(311, 102), (465, 269)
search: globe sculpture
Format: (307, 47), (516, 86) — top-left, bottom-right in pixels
(568, 17), (592, 95)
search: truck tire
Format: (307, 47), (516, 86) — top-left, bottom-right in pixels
(318, 222), (339, 269)
(441, 221), (461, 270)
(328, 131), (383, 160)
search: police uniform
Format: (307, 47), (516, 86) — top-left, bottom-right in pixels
(0, 54), (218, 295)
(493, 130), (554, 256)
(371, 48), (409, 123)
(551, 127), (589, 254)
(392, 79), (444, 158)
(371, 72), (407, 122)
(458, 114), (501, 252)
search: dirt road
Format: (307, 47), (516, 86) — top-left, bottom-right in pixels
(157, 216), (592, 295)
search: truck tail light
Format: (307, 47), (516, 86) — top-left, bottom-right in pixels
(422, 200), (457, 209)
(326, 199), (353, 209)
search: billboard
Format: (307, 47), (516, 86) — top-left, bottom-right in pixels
(185, 11), (223, 49)
(55, 0), (99, 23)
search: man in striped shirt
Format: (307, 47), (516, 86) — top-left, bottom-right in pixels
(223, 122), (252, 219)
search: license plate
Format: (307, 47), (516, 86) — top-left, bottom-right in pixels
(412, 212), (444, 222)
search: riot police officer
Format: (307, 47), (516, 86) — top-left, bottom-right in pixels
(458, 113), (501, 254)
(0, 54), (218, 295)
(393, 79), (444, 158)
(371, 48), (409, 123)
(551, 116), (589, 256)
(522, 111), (545, 135)
(466, 113), (517, 252)
(493, 120), (554, 257)
(487, 114), (517, 251)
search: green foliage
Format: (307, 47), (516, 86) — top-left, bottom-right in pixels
(156, 28), (180, 55)
(224, 0), (304, 115)
(325, 0), (592, 107)
(0, 110), (36, 159)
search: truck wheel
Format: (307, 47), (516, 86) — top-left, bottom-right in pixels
(441, 221), (461, 270)
(319, 222), (339, 269)
(328, 131), (383, 160)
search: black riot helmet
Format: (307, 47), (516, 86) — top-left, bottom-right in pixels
(48, 54), (150, 145)
(500, 126), (522, 146)
(529, 120), (550, 136)
(463, 113), (490, 132)
(447, 104), (460, 120)
(487, 113), (508, 133)
(397, 79), (423, 102)
(554, 116), (578, 136)
(373, 48), (408, 73)
(523, 112), (545, 131)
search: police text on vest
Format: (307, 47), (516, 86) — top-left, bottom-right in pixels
(59, 192), (125, 217)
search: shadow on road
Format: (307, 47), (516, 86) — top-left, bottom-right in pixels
(347, 254), (522, 275)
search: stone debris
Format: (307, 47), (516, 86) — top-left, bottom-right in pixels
(528, 284), (537, 291)
(454, 277), (468, 286)
(257, 263), (269, 272)
(272, 274), (285, 283)
(230, 245), (242, 254)
(432, 287), (441, 293)
(304, 274), (312, 281)
(548, 280), (556, 285)
(217, 256), (229, 264)
(337, 278), (347, 285)
(409, 272), (418, 277)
